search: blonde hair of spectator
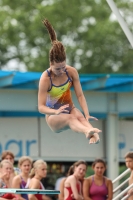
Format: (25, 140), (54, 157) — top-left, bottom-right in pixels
(18, 156), (33, 168)
(0, 160), (13, 169)
(30, 160), (47, 178)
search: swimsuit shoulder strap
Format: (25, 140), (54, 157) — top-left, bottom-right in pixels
(20, 176), (23, 181)
(25, 178), (31, 188)
(40, 182), (45, 189)
(46, 69), (53, 91)
(46, 69), (50, 76)
(65, 69), (72, 82)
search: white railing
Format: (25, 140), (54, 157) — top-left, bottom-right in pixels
(112, 168), (131, 200)
(113, 178), (129, 194)
(113, 183), (133, 200)
(113, 168), (130, 185)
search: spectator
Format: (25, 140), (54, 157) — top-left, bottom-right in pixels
(28, 159), (52, 200)
(1, 150), (21, 177)
(83, 158), (113, 200)
(125, 151), (133, 200)
(0, 160), (21, 199)
(64, 160), (87, 200)
(12, 156), (33, 200)
(58, 164), (75, 200)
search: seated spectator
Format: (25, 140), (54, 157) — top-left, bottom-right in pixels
(1, 150), (21, 177)
(83, 158), (113, 200)
(58, 164), (75, 200)
(12, 156), (33, 200)
(125, 152), (133, 200)
(28, 159), (52, 200)
(0, 160), (21, 199)
(64, 160), (87, 200)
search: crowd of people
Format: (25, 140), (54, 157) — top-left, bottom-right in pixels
(0, 150), (133, 200)
(57, 159), (113, 200)
(0, 151), (51, 200)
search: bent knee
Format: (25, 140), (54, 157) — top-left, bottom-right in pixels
(77, 115), (86, 122)
(68, 113), (85, 121)
(68, 114), (77, 120)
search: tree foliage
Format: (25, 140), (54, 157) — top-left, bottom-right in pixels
(0, 0), (133, 73)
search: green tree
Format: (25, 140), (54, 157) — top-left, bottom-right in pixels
(0, 0), (133, 73)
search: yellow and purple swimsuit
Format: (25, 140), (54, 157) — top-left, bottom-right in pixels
(46, 69), (74, 113)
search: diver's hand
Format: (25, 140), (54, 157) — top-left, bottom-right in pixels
(55, 104), (69, 115)
(85, 115), (98, 121)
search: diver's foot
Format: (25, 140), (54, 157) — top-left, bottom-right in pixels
(89, 132), (100, 144)
(85, 128), (101, 139)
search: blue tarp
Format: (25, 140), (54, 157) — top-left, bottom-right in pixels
(0, 70), (133, 92)
(1, 70), (133, 117)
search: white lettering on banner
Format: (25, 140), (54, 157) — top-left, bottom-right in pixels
(0, 139), (37, 157)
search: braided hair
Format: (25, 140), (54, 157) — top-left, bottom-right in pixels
(42, 19), (66, 63)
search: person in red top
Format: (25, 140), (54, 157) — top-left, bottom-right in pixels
(58, 165), (74, 200)
(64, 160), (87, 200)
(28, 159), (51, 200)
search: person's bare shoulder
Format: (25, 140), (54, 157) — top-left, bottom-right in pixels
(83, 176), (92, 188)
(66, 65), (77, 73)
(83, 178), (89, 184)
(66, 65), (79, 80)
(65, 175), (76, 184)
(104, 176), (112, 186)
(87, 176), (93, 182)
(39, 69), (51, 90)
(13, 174), (21, 181)
(129, 176), (133, 185)
(39, 69), (50, 81)
(29, 178), (40, 188)
(12, 175), (21, 186)
(105, 176), (111, 181)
